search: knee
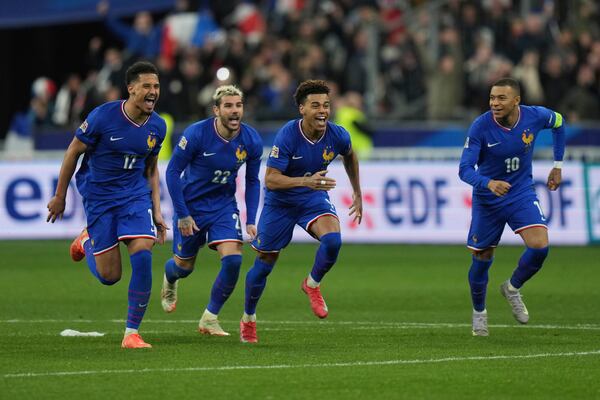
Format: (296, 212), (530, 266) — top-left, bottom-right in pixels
(98, 270), (121, 286)
(320, 232), (342, 260)
(472, 248), (494, 261)
(174, 257), (195, 271)
(528, 246), (549, 263)
(257, 252), (278, 266)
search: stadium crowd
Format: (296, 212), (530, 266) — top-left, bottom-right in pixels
(8, 0), (600, 140)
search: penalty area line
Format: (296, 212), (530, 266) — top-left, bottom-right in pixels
(5, 350), (600, 379)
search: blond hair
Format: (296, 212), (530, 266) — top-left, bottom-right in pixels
(213, 85), (243, 106)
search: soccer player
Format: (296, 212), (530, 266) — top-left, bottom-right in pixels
(47, 61), (168, 349)
(160, 85), (262, 336)
(458, 77), (565, 336)
(240, 80), (363, 343)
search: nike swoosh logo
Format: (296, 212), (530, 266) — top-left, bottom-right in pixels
(138, 303), (148, 308)
(110, 136), (124, 141)
(203, 152), (216, 156)
(487, 142), (501, 147)
(292, 155), (303, 160)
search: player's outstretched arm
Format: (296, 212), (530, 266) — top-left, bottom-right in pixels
(145, 154), (169, 244)
(342, 149), (362, 224)
(47, 137), (87, 223)
(264, 167), (336, 191)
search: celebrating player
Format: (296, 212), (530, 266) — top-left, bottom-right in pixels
(459, 77), (565, 336)
(240, 80), (363, 343)
(161, 85), (262, 336)
(47, 61), (167, 349)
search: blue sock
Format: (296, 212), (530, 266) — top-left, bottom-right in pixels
(164, 258), (193, 284)
(83, 239), (117, 286)
(510, 246), (549, 289)
(244, 258), (274, 315)
(310, 232), (342, 282)
(468, 256), (493, 312)
(207, 254), (242, 314)
(127, 250), (152, 330)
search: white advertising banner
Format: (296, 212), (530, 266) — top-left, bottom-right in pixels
(584, 164), (600, 243)
(0, 161), (589, 245)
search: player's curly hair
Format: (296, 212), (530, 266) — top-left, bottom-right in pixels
(213, 85), (244, 106)
(294, 80), (330, 106)
(125, 61), (159, 85)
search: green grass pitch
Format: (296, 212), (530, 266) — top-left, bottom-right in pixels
(1, 241), (599, 399)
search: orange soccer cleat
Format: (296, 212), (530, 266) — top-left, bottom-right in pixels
(121, 333), (152, 349)
(239, 320), (258, 343)
(70, 228), (89, 262)
(301, 278), (329, 319)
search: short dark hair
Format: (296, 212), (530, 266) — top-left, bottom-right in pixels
(294, 80), (330, 105)
(491, 77), (521, 96)
(125, 61), (159, 85)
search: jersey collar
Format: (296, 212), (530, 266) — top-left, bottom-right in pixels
(121, 100), (150, 127)
(492, 105), (521, 131)
(213, 118), (240, 143)
(298, 119), (326, 144)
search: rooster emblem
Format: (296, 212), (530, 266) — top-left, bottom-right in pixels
(147, 134), (157, 150)
(322, 147), (335, 165)
(235, 145), (247, 163)
(521, 129), (534, 152)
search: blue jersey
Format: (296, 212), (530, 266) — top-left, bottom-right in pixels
(266, 119), (351, 207)
(165, 118), (263, 224)
(75, 100), (166, 202)
(459, 105), (565, 206)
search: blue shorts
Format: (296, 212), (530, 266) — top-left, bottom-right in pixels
(252, 196), (338, 253)
(173, 203), (243, 259)
(467, 194), (547, 251)
(86, 196), (156, 255)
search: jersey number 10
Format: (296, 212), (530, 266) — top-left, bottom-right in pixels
(504, 157), (520, 173)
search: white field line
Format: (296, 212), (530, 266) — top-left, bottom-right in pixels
(2, 319), (600, 331)
(4, 350), (600, 379)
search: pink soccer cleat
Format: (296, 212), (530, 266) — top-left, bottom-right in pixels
(240, 320), (258, 343)
(301, 278), (329, 319)
(121, 333), (152, 349)
(70, 228), (89, 262)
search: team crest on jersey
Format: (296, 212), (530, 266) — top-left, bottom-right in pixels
(79, 120), (88, 133)
(147, 133), (157, 150)
(178, 136), (188, 150)
(270, 145), (279, 158)
(521, 129), (534, 152)
(322, 146), (335, 166)
(235, 145), (247, 164)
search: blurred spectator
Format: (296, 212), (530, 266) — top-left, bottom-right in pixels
(4, 77), (56, 159)
(52, 73), (83, 128)
(559, 64), (600, 121)
(335, 91), (373, 160)
(513, 50), (544, 104)
(97, 0), (162, 61)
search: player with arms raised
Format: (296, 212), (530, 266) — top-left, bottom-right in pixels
(47, 61), (167, 348)
(240, 80), (363, 343)
(160, 85), (262, 336)
(459, 77), (565, 336)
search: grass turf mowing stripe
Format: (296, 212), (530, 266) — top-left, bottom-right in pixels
(5, 350), (600, 379)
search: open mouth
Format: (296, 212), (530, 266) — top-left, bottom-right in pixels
(144, 98), (156, 108)
(315, 116), (327, 126)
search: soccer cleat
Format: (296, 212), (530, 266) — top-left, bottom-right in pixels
(240, 320), (258, 343)
(160, 274), (178, 313)
(472, 310), (489, 336)
(198, 315), (230, 336)
(121, 333), (152, 349)
(500, 280), (529, 324)
(69, 228), (89, 262)
(301, 278), (328, 319)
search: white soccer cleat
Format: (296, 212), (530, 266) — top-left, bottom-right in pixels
(500, 280), (529, 324)
(472, 309), (489, 336)
(198, 314), (230, 336)
(160, 274), (178, 313)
